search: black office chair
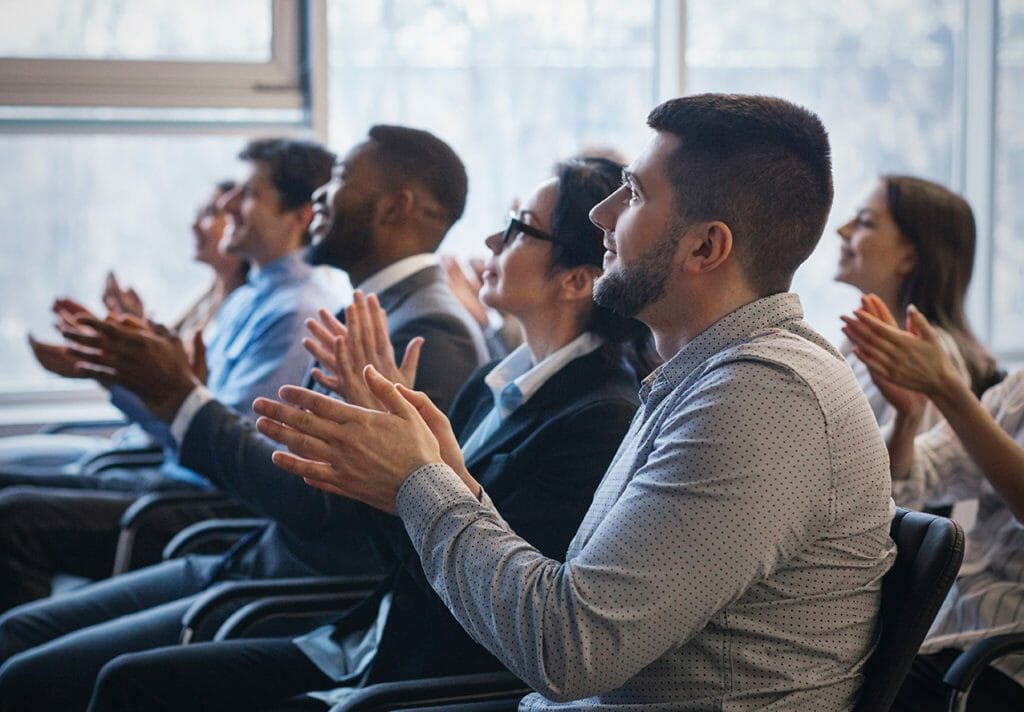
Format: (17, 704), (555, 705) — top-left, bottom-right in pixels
(309, 507), (964, 712)
(853, 507), (964, 712)
(942, 633), (1024, 711)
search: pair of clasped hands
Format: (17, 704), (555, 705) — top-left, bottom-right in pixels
(53, 290), (480, 514)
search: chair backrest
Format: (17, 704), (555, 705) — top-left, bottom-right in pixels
(854, 507), (964, 712)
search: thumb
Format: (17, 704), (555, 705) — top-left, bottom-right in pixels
(397, 383), (441, 422)
(907, 305), (937, 341)
(398, 337), (424, 387)
(363, 365), (414, 416)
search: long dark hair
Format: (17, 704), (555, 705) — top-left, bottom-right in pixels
(547, 157), (657, 376)
(884, 175), (997, 395)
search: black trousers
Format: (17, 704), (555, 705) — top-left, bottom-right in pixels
(88, 638), (333, 712)
(892, 647), (1024, 712)
(0, 555), (218, 711)
(0, 485), (224, 612)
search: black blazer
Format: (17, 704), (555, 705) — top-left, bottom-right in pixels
(325, 347), (641, 685)
(178, 265), (489, 580)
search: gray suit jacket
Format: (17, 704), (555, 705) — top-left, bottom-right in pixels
(178, 264), (488, 580)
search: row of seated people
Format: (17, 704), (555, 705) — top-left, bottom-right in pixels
(0, 93), (1019, 711)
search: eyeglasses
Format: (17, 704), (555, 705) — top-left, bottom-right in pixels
(503, 212), (560, 245)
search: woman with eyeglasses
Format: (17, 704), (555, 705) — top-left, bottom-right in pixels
(86, 157), (650, 712)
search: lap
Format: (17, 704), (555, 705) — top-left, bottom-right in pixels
(0, 555), (218, 661)
(91, 638), (333, 712)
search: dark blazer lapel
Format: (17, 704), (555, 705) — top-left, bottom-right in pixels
(462, 350), (611, 474)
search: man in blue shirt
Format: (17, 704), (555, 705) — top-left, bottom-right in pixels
(0, 138), (343, 611)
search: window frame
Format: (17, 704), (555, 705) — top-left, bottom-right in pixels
(0, 0), (307, 110)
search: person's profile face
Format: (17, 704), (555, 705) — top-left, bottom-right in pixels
(589, 131), (681, 319)
(834, 182), (916, 298)
(479, 178), (561, 319)
(306, 141), (380, 269)
(217, 160), (295, 264)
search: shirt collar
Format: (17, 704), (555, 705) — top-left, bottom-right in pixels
(645, 292), (805, 403)
(356, 254), (438, 295)
(484, 331), (603, 418)
(246, 250), (311, 292)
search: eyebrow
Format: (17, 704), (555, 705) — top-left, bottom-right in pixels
(622, 169), (644, 195)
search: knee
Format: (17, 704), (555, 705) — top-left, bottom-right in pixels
(0, 649), (52, 711)
(89, 653), (146, 712)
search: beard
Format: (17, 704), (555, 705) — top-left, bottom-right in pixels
(305, 201), (375, 269)
(593, 222), (683, 318)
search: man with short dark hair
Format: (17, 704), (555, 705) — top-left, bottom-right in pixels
(254, 94), (897, 710)
(0, 126), (489, 711)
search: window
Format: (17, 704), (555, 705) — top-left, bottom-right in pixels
(686, 0), (963, 345)
(324, 0), (659, 255)
(992, 0), (1024, 355)
(0, 1), (310, 400)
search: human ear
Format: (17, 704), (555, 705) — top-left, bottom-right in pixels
(559, 264), (600, 301)
(375, 189), (415, 226)
(684, 221), (733, 274)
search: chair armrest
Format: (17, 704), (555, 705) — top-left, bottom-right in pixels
(943, 632), (1024, 692)
(113, 491), (253, 575)
(41, 418), (127, 434)
(180, 575), (386, 644)
(332, 671), (529, 711)
(214, 588), (380, 641)
(81, 445), (165, 474)
(162, 518), (268, 561)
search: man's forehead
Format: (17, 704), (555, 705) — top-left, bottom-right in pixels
(627, 131), (679, 190)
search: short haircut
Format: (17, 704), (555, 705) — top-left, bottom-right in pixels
(646, 94), (833, 295)
(238, 138), (335, 212)
(367, 124), (468, 237)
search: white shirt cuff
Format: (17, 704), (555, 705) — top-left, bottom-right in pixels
(170, 385), (214, 445)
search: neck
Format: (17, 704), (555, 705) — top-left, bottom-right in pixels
(643, 282), (762, 361)
(519, 306), (590, 364)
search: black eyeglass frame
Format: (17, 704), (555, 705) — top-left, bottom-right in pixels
(502, 214), (563, 245)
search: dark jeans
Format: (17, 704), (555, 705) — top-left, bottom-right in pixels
(0, 555), (218, 711)
(88, 638), (333, 712)
(0, 485), (223, 611)
(892, 647), (1024, 712)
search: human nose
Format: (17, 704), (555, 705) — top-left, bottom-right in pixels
(589, 191), (618, 233)
(484, 230), (503, 255)
(837, 219), (854, 240)
(218, 186), (242, 214)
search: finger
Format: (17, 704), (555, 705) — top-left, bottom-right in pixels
(861, 294), (898, 327)
(303, 336), (336, 369)
(906, 305), (939, 342)
(254, 395), (351, 446)
(850, 345), (894, 381)
(254, 414), (336, 463)
(334, 333), (359, 382)
(268, 449), (339, 486)
(310, 367), (341, 394)
(397, 383), (443, 424)
(363, 365), (415, 416)
(366, 294), (391, 359)
(398, 336), (423, 387)
(347, 292), (376, 364)
(72, 361), (117, 385)
(276, 385), (368, 425)
(58, 324), (106, 349)
(307, 316), (344, 349)
(319, 308), (346, 336)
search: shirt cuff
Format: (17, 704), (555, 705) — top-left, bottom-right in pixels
(170, 385), (214, 445)
(395, 463), (494, 545)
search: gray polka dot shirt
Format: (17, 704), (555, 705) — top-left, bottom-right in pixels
(396, 293), (896, 711)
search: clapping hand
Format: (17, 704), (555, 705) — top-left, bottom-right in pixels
(58, 313), (203, 422)
(303, 290), (422, 409)
(253, 365), (478, 512)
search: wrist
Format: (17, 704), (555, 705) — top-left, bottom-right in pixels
(929, 368), (973, 416)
